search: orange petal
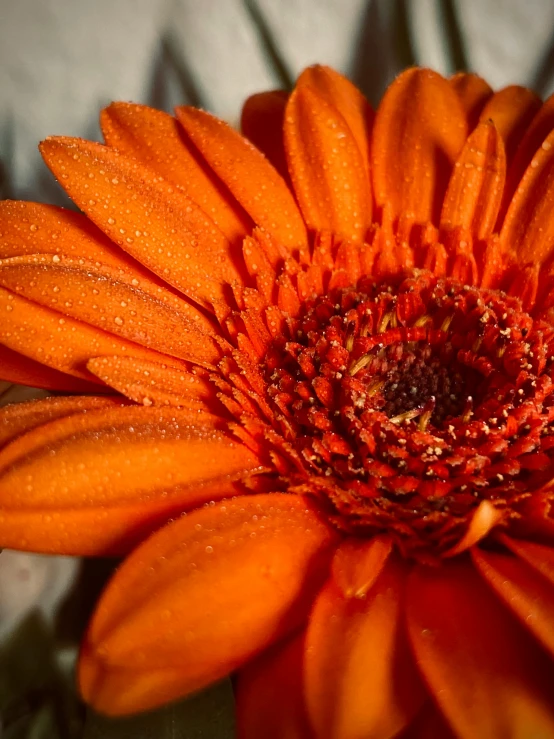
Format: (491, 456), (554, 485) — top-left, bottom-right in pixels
(500, 128), (554, 265)
(87, 356), (217, 408)
(101, 103), (250, 245)
(472, 547), (554, 658)
(440, 121), (506, 240)
(479, 85), (541, 164)
(79, 494), (337, 714)
(241, 91), (290, 180)
(499, 535), (554, 585)
(284, 84), (371, 241)
(442, 500), (505, 557)
(236, 632), (314, 739)
(0, 395), (122, 448)
(371, 68), (467, 225)
(0, 287), (184, 382)
(406, 557), (554, 739)
(40, 137), (243, 309)
(0, 200), (139, 271)
(449, 72), (493, 129)
(0, 343), (99, 393)
(331, 534), (392, 597)
(297, 65), (374, 175)
(175, 106), (308, 250)
(0, 406), (266, 554)
(0, 255), (219, 366)
(502, 92), (554, 221)
(305, 554), (425, 739)
(397, 702), (456, 739)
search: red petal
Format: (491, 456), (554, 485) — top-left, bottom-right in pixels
(442, 500), (505, 557)
(472, 547), (554, 657)
(241, 91), (290, 181)
(499, 535), (554, 585)
(0, 406), (266, 554)
(40, 137), (243, 309)
(79, 494), (337, 714)
(372, 68), (467, 225)
(407, 557), (554, 739)
(331, 534), (392, 597)
(440, 121), (506, 240)
(305, 554), (425, 739)
(479, 85), (541, 164)
(236, 632), (314, 739)
(397, 702), (456, 739)
(101, 103), (250, 245)
(175, 106), (308, 250)
(0, 254), (219, 366)
(284, 83), (371, 241)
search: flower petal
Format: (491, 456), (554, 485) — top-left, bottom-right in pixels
(371, 68), (467, 225)
(397, 702), (455, 739)
(499, 535), (554, 585)
(175, 106), (308, 250)
(101, 103), (250, 245)
(449, 72), (493, 129)
(406, 557), (554, 739)
(79, 494), (337, 714)
(40, 137), (243, 309)
(500, 128), (554, 265)
(440, 121), (506, 241)
(0, 406), (266, 554)
(502, 92), (554, 220)
(241, 91), (289, 180)
(0, 255), (219, 366)
(305, 555), (425, 739)
(284, 83), (371, 241)
(472, 547), (554, 658)
(236, 633), (314, 739)
(0, 200), (139, 271)
(479, 86), (541, 163)
(87, 356), (217, 409)
(0, 343), (98, 392)
(0, 287), (183, 382)
(297, 65), (374, 176)
(442, 500), (505, 557)
(0, 395), (122, 448)
(331, 535), (392, 598)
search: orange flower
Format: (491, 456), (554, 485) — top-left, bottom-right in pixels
(2, 65), (554, 736)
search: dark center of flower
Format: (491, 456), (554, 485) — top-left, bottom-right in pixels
(261, 272), (554, 558)
(363, 340), (478, 424)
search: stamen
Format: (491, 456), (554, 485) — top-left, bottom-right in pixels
(257, 273), (554, 558)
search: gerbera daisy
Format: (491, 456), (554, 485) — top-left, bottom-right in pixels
(2, 64), (554, 737)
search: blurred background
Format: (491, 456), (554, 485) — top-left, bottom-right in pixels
(1, 0), (554, 736)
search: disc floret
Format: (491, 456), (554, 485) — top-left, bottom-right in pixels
(261, 272), (554, 557)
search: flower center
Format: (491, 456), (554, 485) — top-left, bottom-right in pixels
(261, 272), (554, 558)
(363, 339), (478, 425)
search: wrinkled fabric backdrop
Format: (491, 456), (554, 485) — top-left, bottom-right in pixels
(1, 0), (554, 645)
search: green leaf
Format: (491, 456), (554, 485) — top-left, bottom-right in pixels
(83, 679), (236, 739)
